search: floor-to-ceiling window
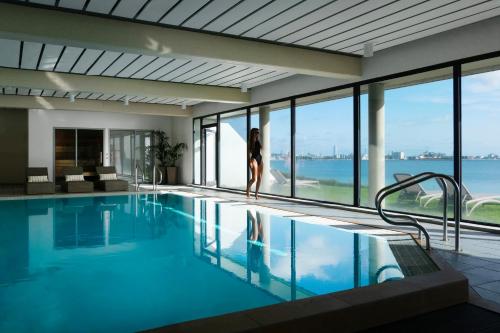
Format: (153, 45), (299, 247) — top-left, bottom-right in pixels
(360, 68), (454, 219)
(219, 110), (247, 190)
(202, 115), (217, 187)
(250, 101), (291, 196)
(462, 56), (500, 224)
(295, 89), (354, 204)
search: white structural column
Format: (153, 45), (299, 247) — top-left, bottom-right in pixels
(259, 106), (271, 193)
(103, 128), (110, 167)
(368, 83), (385, 207)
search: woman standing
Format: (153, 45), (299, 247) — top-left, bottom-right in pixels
(246, 128), (263, 199)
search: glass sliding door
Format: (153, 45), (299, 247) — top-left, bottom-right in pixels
(462, 56), (500, 224)
(360, 68), (454, 218)
(77, 129), (103, 178)
(219, 110), (247, 190)
(250, 101), (291, 196)
(295, 89), (354, 204)
(110, 130), (153, 182)
(201, 125), (217, 187)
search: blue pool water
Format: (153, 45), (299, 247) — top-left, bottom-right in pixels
(0, 193), (414, 332)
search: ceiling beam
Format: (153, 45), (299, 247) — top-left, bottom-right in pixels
(0, 3), (361, 79)
(0, 95), (191, 117)
(0, 67), (249, 104)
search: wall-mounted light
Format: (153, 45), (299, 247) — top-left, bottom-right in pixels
(124, 96), (129, 106)
(363, 42), (374, 57)
(69, 93), (76, 103)
(241, 84), (248, 93)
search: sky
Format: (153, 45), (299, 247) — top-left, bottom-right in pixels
(221, 68), (500, 157)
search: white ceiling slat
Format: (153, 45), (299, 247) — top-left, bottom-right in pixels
(131, 57), (172, 79)
(97, 93), (113, 100)
(182, 0), (241, 29)
(194, 65), (249, 85)
(58, 0), (86, 10)
(116, 55), (156, 78)
(86, 51), (121, 75)
(203, 0), (271, 32)
(339, 0), (500, 53)
(248, 72), (295, 87)
(267, 0), (365, 42)
(87, 92), (103, 99)
(55, 46), (85, 72)
(77, 92), (92, 99)
(171, 62), (217, 82)
(53, 91), (67, 98)
(41, 89), (56, 96)
(144, 59), (190, 80)
(170, 62), (220, 83)
(239, 70), (287, 86)
(159, 0), (211, 26)
(130, 96), (145, 102)
(135, 0), (179, 22)
(4, 87), (17, 95)
(277, 0), (395, 45)
(29, 0), (56, 5)
(350, 5), (500, 54)
(158, 59), (208, 82)
(85, 0), (117, 14)
(223, 0), (303, 36)
(108, 94), (125, 101)
(222, 69), (274, 86)
(182, 63), (234, 84)
(208, 67), (260, 86)
(38, 44), (64, 71)
(18, 87), (30, 96)
(112, 0), (149, 18)
(0, 39), (20, 68)
(242, 0), (333, 39)
(100, 53), (139, 76)
(312, 0), (456, 49)
(20, 42), (43, 70)
(71, 49), (103, 74)
(29, 88), (43, 96)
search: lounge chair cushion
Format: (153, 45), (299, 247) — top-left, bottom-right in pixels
(65, 174), (85, 182)
(100, 173), (117, 181)
(28, 175), (49, 183)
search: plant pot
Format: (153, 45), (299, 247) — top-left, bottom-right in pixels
(166, 167), (177, 185)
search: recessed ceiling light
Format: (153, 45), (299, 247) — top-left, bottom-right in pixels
(69, 93), (76, 103)
(124, 96), (129, 106)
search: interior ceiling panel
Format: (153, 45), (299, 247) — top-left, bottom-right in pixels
(10, 0), (498, 55)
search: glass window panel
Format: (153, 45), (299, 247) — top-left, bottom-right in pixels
(219, 110), (247, 190)
(360, 68), (454, 220)
(193, 119), (201, 184)
(77, 129), (103, 177)
(462, 56), (500, 224)
(295, 89), (354, 204)
(250, 101), (291, 196)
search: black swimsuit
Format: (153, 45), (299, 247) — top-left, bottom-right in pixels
(251, 140), (262, 165)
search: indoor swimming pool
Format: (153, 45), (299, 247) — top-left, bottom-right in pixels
(0, 193), (437, 332)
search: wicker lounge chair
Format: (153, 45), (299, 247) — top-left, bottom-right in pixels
(63, 167), (94, 193)
(25, 167), (55, 195)
(95, 166), (129, 192)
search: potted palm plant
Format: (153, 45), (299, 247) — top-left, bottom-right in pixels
(150, 131), (187, 185)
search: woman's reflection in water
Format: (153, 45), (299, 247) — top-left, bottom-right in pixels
(247, 210), (271, 284)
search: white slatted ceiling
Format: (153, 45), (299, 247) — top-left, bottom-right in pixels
(11, 0), (499, 56)
(0, 85), (203, 106)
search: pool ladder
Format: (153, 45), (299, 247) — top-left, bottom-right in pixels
(134, 161), (163, 191)
(375, 172), (461, 252)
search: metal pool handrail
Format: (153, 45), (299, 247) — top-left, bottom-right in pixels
(152, 164), (163, 191)
(375, 172), (461, 252)
(134, 161), (145, 191)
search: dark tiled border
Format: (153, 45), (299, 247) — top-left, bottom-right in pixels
(143, 252), (468, 333)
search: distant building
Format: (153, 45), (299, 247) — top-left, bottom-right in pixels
(391, 151), (405, 160)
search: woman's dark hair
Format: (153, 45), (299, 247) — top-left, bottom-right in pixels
(249, 128), (259, 151)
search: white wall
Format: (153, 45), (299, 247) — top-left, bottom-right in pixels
(170, 117), (193, 184)
(28, 109), (173, 179)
